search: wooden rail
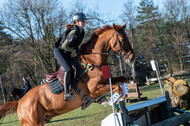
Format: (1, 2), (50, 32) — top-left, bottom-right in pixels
(127, 81), (147, 103)
(125, 92), (173, 126)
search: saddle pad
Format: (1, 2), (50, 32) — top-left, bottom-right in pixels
(49, 79), (64, 94)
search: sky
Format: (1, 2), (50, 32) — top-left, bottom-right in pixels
(0, 0), (164, 24)
(61, 0), (164, 24)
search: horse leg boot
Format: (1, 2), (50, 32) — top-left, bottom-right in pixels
(63, 72), (74, 101)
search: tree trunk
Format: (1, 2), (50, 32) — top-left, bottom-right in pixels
(172, 79), (189, 97)
(0, 76), (6, 103)
(164, 78), (190, 108)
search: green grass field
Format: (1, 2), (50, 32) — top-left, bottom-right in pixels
(1, 78), (190, 126)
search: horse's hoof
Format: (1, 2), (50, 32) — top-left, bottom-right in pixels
(45, 115), (52, 123)
(100, 100), (108, 106)
(97, 96), (108, 106)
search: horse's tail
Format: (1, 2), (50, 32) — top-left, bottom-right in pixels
(0, 101), (18, 120)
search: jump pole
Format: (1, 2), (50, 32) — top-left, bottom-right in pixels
(102, 65), (117, 125)
(101, 65), (130, 126)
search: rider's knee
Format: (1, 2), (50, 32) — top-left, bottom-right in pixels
(65, 67), (73, 74)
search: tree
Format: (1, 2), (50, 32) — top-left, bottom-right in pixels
(121, 0), (137, 80)
(132, 0), (161, 82)
(136, 0), (161, 60)
(156, 21), (176, 76)
(0, 21), (12, 73)
(0, 0), (68, 84)
(163, 0), (190, 71)
(0, 0), (111, 101)
(0, 21), (12, 47)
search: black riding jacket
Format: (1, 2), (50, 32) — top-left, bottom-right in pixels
(55, 25), (85, 56)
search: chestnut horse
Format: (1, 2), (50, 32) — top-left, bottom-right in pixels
(0, 23), (134, 126)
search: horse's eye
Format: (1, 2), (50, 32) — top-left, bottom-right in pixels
(121, 38), (125, 42)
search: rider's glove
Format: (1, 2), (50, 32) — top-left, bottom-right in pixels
(74, 49), (82, 55)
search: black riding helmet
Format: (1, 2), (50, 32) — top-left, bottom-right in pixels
(72, 12), (88, 22)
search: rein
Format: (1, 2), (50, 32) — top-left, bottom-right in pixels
(83, 52), (120, 56)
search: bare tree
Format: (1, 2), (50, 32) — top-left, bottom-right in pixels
(0, 0), (68, 83)
(163, 0), (190, 71)
(121, 0), (137, 80)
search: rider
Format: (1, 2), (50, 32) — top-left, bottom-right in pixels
(22, 76), (32, 95)
(54, 12), (88, 101)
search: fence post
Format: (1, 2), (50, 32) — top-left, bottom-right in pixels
(119, 100), (131, 126)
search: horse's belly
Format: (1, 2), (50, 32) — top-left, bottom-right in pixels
(41, 86), (83, 115)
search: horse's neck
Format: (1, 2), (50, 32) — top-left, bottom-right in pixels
(82, 31), (113, 65)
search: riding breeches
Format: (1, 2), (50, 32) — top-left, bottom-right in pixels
(53, 48), (73, 74)
(54, 47), (73, 97)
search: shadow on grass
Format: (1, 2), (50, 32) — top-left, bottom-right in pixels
(46, 115), (86, 124)
(0, 119), (19, 125)
(1, 116), (87, 125)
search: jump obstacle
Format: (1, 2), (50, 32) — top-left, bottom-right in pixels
(126, 80), (147, 103)
(101, 60), (190, 126)
(102, 91), (190, 126)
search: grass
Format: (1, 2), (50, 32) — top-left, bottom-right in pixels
(0, 103), (113, 126)
(0, 78), (190, 126)
(45, 104), (113, 126)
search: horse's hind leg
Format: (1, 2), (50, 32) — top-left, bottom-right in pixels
(19, 112), (45, 126)
(18, 102), (46, 126)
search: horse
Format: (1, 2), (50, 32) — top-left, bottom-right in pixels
(0, 23), (134, 126)
(10, 88), (24, 100)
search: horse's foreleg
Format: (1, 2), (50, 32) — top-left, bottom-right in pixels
(88, 76), (127, 98)
(95, 84), (122, 96)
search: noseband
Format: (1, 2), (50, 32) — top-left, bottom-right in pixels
(112, 32), (134, 61)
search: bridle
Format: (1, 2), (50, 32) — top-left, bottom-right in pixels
(81, 30), (134, 70)
(82, 31), (134, 62)
(112, 31), (134, 62)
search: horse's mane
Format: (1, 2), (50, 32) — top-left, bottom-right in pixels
(81, 25), (113, 51)
(88, 25), (113, 41)
(94, 25), (113, 36)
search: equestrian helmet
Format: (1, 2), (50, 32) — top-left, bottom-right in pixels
(23, 76), (26, 80)
(72, 12), (88, 22)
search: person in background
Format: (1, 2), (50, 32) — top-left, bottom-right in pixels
(22, 76), (32, 95)
(54, 12), (88, 101)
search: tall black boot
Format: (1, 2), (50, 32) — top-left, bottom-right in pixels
(63, 72), (74, 101)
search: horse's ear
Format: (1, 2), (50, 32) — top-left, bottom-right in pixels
(113, 23), (118, 31)
(122, 22), (127, 29)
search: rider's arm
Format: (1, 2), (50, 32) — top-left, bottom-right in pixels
(23, 81), (26, 90)
(61, 30), (77, 53)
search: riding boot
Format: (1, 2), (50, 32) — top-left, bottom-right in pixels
(63, 72), (74, 101)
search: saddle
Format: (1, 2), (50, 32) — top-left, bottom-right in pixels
(45, 64), (80, 85)
(45, 66), (65, 83)
(45, 63), (81, 94)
